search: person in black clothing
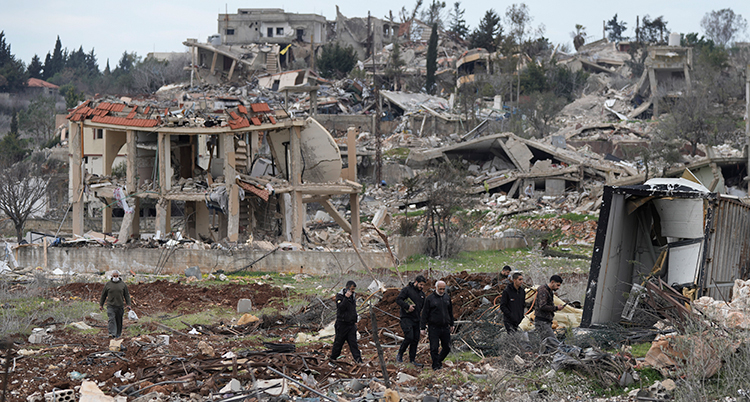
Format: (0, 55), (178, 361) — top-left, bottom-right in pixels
(499, 272), (526, 333)
(535, 275), (564, 341)
(395, 275), (427, 366)
(330, 280), (363, 363)
(420, 280), (454, 370)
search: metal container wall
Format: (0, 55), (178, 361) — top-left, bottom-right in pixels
(703, 197), (750, 299)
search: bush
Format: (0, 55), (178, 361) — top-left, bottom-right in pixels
(316, 42), (358, 79)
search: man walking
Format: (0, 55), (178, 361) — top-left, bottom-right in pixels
(396, 275), (426, 367)
(535, 275), (564, 341)
(420, 280), (454, 370)
(330, 280), (363, 364)
(500, 272), (526, 333)
(99, 270), (131, 338)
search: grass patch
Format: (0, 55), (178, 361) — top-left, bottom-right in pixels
(384, 147), (410, 162)
(630, 343), (651, 358)
(446, 351), (482, 363)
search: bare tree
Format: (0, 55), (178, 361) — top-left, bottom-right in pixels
(701, 8), (748, 47)
(421, 160), (473, 257)
(0, 161), (50, 242)
(18, 95), (57, 147)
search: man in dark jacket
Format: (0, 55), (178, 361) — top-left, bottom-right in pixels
(99, 270), (131, 338)
(420, 280), (454, 370)
(500, 272), (526, 333)
(535, 275), (564, 341)
(330, 280), (363, 363)
(395, 275), (426, 366)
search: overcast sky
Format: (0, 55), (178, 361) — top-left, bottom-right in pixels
(2, 1), (748, 71)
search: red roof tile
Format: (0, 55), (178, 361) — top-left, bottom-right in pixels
(91, 115), (158, 128)
(229, 111), (241, 120)
(268, 116), (277, 124)
(238, 104), (247, 114)
(250, 117), (261, 126)
(27, 78), (59, 89)
(251, 103), (271, 113)
(238, 180), (270, 201)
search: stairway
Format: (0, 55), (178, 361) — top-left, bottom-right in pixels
(266, 52), (279, 74)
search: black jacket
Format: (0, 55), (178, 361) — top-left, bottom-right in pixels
(500, 284), (526, 325)
(535, 284), (557, 323)
(335, 289), (358, 324)
(396, 282), (426, 321)
(421, 291), (454, 330)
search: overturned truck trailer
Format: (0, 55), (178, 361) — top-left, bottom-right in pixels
(581, 178), (750, 327)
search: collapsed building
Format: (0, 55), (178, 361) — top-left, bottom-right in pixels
(64, 97), (364, 250)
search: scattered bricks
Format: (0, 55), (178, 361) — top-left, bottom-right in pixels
(237, 298), (252, 313)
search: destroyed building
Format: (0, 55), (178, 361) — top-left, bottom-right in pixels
(333, 7), (399, 60)
(219, 8), (328, 46)
(65, 97), (364, 249)
(582, 176), (750, 328)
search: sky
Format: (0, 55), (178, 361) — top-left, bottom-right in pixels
(1, 1), (749, 71)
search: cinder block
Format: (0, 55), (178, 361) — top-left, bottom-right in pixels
(237, 299), (252, 313)
(184, 266), (202, 279)
(44, 389), (75, 402)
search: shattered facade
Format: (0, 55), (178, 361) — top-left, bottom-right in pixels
(220, 8), (327, 46)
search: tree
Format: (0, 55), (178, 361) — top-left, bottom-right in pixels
(640, 15), (668, 44)
(426, 23), (438, 94)
(0, 161), (50, 242)
(0, 113), (29, 164)
(27, 55), (43, 79)
(571, 24), (586, 51)
(448, 2), (469, 41)
(43, 36), (65, 80)
(421, 160), (473, 257)
(384, 41), (406, 90)
(18, 95), (57, 147)
(518, 91), (566, 137)
(0, 31), (29, 93)
(316, 42), (358, 79)
(469, 10), (501, 52)
(701, 9), (747, 47)
(59, 83), (85, 109)
(420, 0), (446, 30)
(606, 14), (628, 42)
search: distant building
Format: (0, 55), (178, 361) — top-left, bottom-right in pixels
(27, 78), (59, 97)
(219, 8), (327, 46)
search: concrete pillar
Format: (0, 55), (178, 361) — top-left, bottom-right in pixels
(347, 127), (360, 248)
(70, 122), (84, 236)
(648, 67), (658, 117)
(155, 198), (171, 235)
(223, 133), (239, 242)
(289, 127), (303, 243)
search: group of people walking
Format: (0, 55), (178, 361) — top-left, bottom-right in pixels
(330, 270), (565, 370)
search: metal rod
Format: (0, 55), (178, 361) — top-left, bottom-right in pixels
(265, 366), (338, 402)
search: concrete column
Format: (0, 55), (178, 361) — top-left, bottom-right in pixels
(289, 127), (303, 243)
(155, 198), (171, 235)
(223, 133), (239, 242)
(648, 67), (658, 117)
(347, 127), (360, 248)
(70, 122), (84, 236)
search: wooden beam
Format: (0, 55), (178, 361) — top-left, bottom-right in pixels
(322, 199), (352, 233)
(303, 195), (329, 204)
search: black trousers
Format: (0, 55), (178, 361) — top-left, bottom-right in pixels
(330, 321), (362, 362)
(504, 319), (519, 333)
(398, 318), (420, 362)
(106, 305), (124, 337)
(428, 325), (451, 369)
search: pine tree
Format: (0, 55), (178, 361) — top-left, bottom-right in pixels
(426, 23), (438, 94)
(0, 31), (29, 92)
(448, 2), (469, 41)
(27, 55), (43, 79)
(606, 14), (628, 42)
(469, 10), (501, 52)
(44, 36), (64, 79)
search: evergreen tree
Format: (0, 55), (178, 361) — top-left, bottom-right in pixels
(448, 2), (469, 41)
(426, 23), (438, 94)
(0, 31), (29, 92)
(316, 42), (358, 79)
(104, 59), (111, 75)
(384, 41), (406, 90)
(0, 112), (29, 165)
(469, 10), (501, 52)
(421, 0), (446, 30)
(45, 36), (65, 79)
(606, 14), (628, 42)
(85, 48), (99, 75)
(27, 55), (43, 79)
(42, 52), (52, 80)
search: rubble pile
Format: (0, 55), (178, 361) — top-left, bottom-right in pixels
(693, 279), (750, 329)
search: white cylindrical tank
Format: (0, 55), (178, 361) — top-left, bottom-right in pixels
(668, 32), (681, 46)
(208, 34), (221, 46)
